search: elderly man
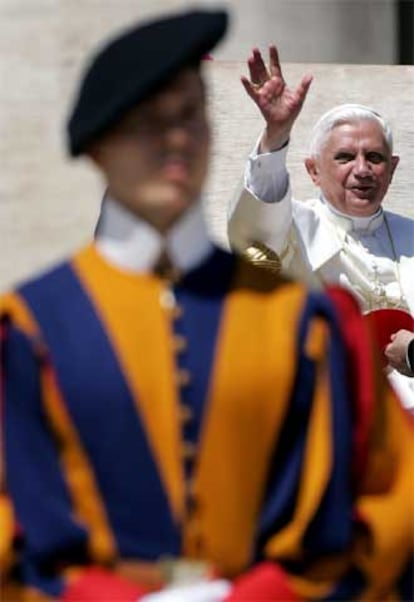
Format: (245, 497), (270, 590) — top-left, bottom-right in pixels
(228, 46), (414, 407)
(1, 14), (413, 602)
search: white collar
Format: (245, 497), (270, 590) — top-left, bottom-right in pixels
(321, 196), (384, 237)
(95, 194), (214, 274)
(295, 196), (386, 271)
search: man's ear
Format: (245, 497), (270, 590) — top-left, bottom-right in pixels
(390, 155), (400, 180)
(304, 157), (321, 186)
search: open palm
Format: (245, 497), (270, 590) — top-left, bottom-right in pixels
(241, 45), (312, 147)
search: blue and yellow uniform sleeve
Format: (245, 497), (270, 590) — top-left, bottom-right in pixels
(0, 294), (148, 601)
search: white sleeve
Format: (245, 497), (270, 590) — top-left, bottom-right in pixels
(227, 138), (293, 256)
(245, 137), (290, 203)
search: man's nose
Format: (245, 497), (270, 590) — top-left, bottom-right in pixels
(353, 155), (371, 177)
(165, 122), (193, 148)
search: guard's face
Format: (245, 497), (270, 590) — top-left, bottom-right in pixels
(305, 119), (399, 217)
(89, 69), (210, 232)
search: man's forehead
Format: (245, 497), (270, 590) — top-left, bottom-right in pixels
(326, 120), (388, 146)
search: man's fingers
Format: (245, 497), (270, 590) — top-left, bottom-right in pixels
(252, 48), (269, 81)
(241, 76), (260, 102)
(248, 47), (269, 85)
(268, 45), (282, 78)
(295, 73), (313, 104)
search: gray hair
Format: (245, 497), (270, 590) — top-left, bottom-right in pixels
(308, 103), (394, 157)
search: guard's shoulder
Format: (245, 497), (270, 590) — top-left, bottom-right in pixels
(0, 252), (79, 332)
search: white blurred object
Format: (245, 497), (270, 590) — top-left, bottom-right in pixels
(388, 369), (414, 410)
(139, 578), (232, 602)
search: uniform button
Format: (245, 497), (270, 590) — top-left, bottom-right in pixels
(179, 404), (193, 424)
(160, 288), (176, 310)
(176, 369), (191, 387)
(182, 441), (197, 461)
(172, 335), (187, 353)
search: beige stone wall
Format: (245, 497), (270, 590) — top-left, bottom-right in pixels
(0, 1), (412, 292)
(209, 0), (397, 63)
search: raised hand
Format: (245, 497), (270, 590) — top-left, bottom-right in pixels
(241, 45), (313, 152)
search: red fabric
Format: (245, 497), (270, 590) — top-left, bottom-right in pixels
(224, 562), (300, 601)
(326, 287), (377, 485)
(61, 567), (149, 602)
(364, 308), (414, 366)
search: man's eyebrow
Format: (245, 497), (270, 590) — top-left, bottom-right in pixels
(333, 149), (355, 156)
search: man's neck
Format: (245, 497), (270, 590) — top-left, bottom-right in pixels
(321, 196), (384, 231)
(95, 193), (214, 274)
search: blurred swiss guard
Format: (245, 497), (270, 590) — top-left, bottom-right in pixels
(1, 8), (413, 602)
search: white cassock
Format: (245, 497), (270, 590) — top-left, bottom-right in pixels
(228, 141), (414, 409)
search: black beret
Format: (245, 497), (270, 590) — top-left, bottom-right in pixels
(67, 9), (228, 156)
